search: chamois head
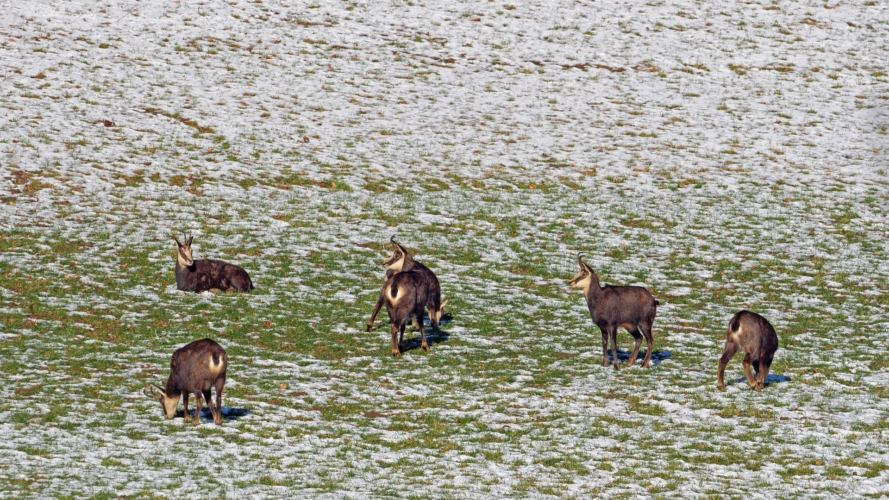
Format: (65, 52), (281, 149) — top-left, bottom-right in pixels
(144, 384), (181, 419)
(383, 236), (411, 271)
(569, 254), (596, 290)
(173, 234), (194, 267)
(432, 299), (449, 325)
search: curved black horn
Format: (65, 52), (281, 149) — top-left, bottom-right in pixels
(390, 236), (407, 252)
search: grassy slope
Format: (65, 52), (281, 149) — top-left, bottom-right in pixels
(1, 0), (888, 498)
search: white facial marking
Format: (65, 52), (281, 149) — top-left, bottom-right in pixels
(384, 254), (405, 271)
(177, 246), (194, 267)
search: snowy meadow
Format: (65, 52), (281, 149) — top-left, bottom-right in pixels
(1, 0), (888, 497)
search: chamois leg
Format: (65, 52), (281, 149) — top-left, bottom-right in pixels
(419, 307), (430, 352)
(640, 322), (654, 368)
(367, 293), (386, 332)
(192, 390), (203, 425)
(203, 389), (218, 425)
(214, 379), (225, 425)
(625, 326), (643, 368)
(182, 392), (190, 423)
(429, 299), (441, 331)
(391, 323), (402, 357)
(751, 359), (764, 391)
(599, 327), (610, 367)
(741, 352), (757, 390)
(609, 327), (620, 370)
(398, 323), (406, 350)
(755, 351), (774, 391)
(716, 341), (737, 391)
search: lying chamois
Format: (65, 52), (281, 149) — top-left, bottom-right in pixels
(366, 237), (447, 332)
(570, 254), (658, 370)
(145, 338), (228, 425)
(383, 269), (431, 356)
(174, 234), (254, 293)
(717, 310), (779, 391)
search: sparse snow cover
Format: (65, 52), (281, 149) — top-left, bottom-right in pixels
(0, 0), (888, 497)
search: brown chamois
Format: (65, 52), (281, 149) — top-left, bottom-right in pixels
(366, 237), (447, 332)
(570, 254), (658, 370)
(174, 234), (254, 293)
(717, 310), (779, 391)
(383, 269), (432, 356)
(145, 338), (228, 425)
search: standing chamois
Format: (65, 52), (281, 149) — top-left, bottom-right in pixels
(570, 254), (658, 369)
(366, 237), (447, 333)
(174, 234), (254, 293)
(383, 269), (431, 356)
(717, 310), (779, 391)
(144, 338), (228, 425)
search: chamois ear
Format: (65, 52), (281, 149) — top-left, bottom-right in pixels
(436, 299), (449, 322)
(577, 254), (594, 274)
(174, 236), (183, 247)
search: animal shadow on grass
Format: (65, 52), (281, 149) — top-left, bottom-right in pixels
(725, 374), (791, 389)
(173, 406), (252, 422)
(607, 350), (672, 367)
(400, 328), (451, 353)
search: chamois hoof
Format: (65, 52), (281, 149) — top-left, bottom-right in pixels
(717, 384), (726, 392)
(422, 343), (430, 352)
(641, 361), (650, 368)
(366, 324), (374, 332)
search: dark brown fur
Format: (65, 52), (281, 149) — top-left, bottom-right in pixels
(367, 237), (445, 332)
(149, 338), (228, 425)
(570, 255), (658, 370)
(174, 235), (253, 293)
(717, 311), (779, 391)
(384, 270), (431, 357)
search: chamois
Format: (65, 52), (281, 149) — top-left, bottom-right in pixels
(174, 234), (254, 293)
(717, 310), (779, 391)
(145, 338), (228, 425)
(383, 269), (431, 356)
(570, 254), (658, 370)
(366, 237), (447, 332)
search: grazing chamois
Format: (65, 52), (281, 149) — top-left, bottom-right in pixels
(144, 338), (228, 425)
(570, 254), (658, 370)
(717, 310), (779, 391)
(174, 234), (254, 293)
(366, 237), (448, 332)
(383, 269), (431, 356)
